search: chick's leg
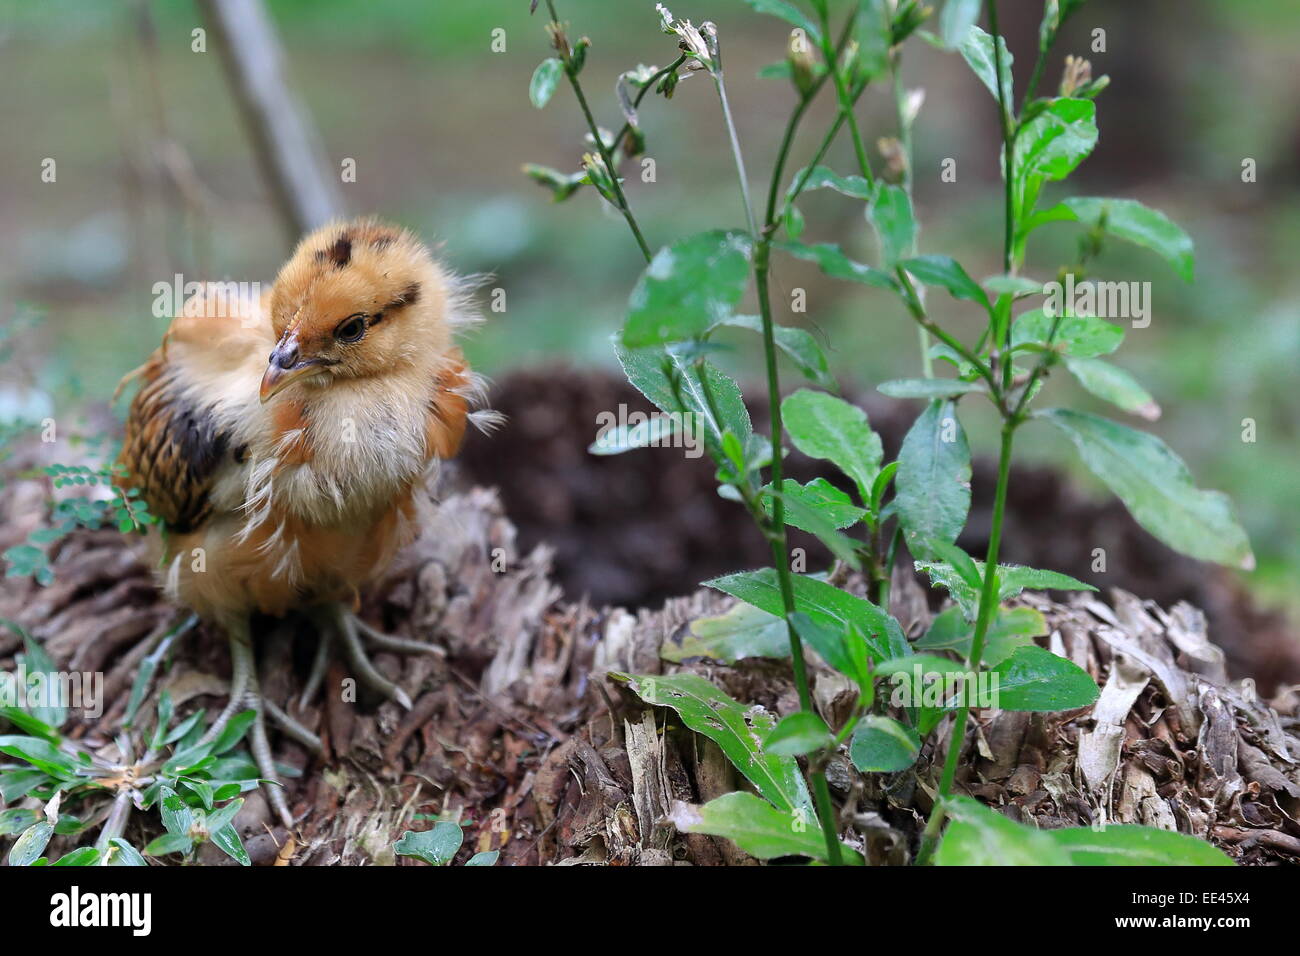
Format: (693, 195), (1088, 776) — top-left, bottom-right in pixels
(196, 618), (296, 830)
(313, 604), (441, 711)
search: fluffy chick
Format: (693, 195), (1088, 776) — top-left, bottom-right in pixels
(118, 218), (487, 827)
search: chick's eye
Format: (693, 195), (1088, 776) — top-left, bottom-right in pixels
(334, 314), (366, 343)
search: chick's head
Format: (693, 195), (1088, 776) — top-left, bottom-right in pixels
(262, 219), (453, 402)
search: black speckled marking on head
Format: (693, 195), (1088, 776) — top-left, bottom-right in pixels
(371, 282), (421, 327)
(315, 234), (353, 268)
(370, 232), (397, 251)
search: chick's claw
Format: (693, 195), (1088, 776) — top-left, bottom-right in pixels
(304, 603), (441, 712)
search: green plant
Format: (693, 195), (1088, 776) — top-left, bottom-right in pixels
(1, 617), (268, 866)
(2, 462), (156, 586)
(0, 305), (156, 586)
(532, 0), (1246, 866)
(393, 820), (499, 867)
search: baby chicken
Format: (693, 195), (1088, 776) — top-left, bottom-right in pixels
(117, 219), (487, 827)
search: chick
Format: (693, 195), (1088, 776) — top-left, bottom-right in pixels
(117, 219), (489, 827)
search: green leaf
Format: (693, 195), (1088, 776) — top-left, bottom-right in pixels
(924, 538), (982, 591)
(162, 707), (207, 745)
(936, 796), (1072, 865)
(0, 735), (79, 779)
(850, 716), (921, 772)
(959, 25), (1013, 104)
(707, 569), (908, 662)
(663, 602), (789, 664)
(52, 846), (101, 866)
(874, 653), (973, 679)
(12, 625), (66, 729)
(789, 613), (870, 689)
(1039, 408), (1254, 569)
(466, 850), (499, 866)
(202, 798), (244, 837)
(984, 274), (1045, 297)
(1063, 357), (1161, 421)
(762, 482), (864, 569)
(143, 832), (194, 857)
(210, 823), (251, 866)
(159, 785), (193, 838)
(1032, 197), (1195, 282)
(1014, 98), (1097, 220)
(870, 460), (899, 512)
(764, 712), (831, 757)
(714, 314), (834, 389)
(924, 560), (1089, 612)
(1018, 99), (1097, 180)
(106, 838), (147, 866)
(878, 378), (981, 400)
(616, 341), (753, 460)
(743, 0), (822, 43)
(669, 792), (859, 863)
(916, 606), (1045, 667)
(394, 822), (465, 866)
(850, 3), (890, 79)
(767, 477), (865, 539)
(991, 645), (1099, 712)
(773, 240), (897, 290)
(1046, 825), (1235, 866)
(784, 202), (805, 238)
(0, 707), (61, 745)
(915, 558), (1095, 620)
(0, 807), (39, 835)
(901, 255), (990, 310)
(781, 389), (883, 501)
(8, 821), (54, 866)
(1010, 309), (1123, 358)
(616, 672), (811, 813)
(0, 769), (49, 802)
(895, 401), (971, 560)
(529, 58), (564, 109)
(211, 783), (243, 802)
(588, 416), (681, 456)
(180, 777), (214, 811)
(162, 739), (215, 777)
(623, 231), (753, 347)
(866, 184), (916, 268)
(786, 165), (873, 201)
(940, 0), (981, 49)
(207, 709), (257, 755)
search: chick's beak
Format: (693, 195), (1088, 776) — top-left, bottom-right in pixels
(260, 338), (323, 403)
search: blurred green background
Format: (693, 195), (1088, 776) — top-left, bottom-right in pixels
(1, 0), (1297, 608)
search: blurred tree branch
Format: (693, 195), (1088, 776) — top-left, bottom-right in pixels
(197, 0), (342, 242)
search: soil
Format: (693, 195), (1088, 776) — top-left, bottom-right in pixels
(456, 366), (1300, 694)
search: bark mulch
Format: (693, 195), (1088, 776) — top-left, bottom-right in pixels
(2, 445), (1298, 865)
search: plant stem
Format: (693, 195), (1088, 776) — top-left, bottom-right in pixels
(753, 247), (809, 714)
(890, 51), (931, 376)
(764, 98), (818, 228)
(1021, 46), (1049, 115)
(713, 69), (758, 237)
(988, 0), (1015, 278)
(756, 234), (841, 868)
(96, 789), (134, 853)
(742, 18), (866, 863)
(782, 112), (846, 213)
(895, 268), (1003, 409)
(915, 421), (1015, 864)
(545, 0), (652, 262)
